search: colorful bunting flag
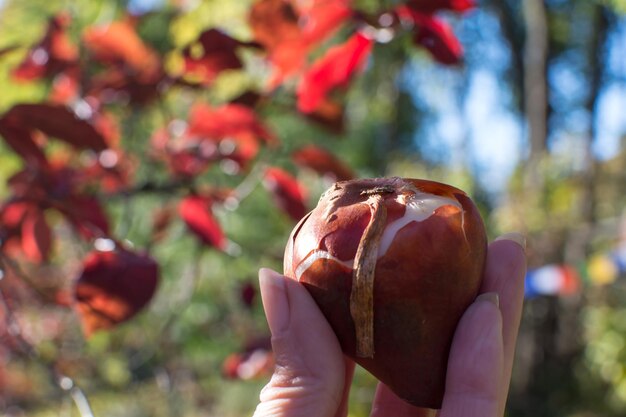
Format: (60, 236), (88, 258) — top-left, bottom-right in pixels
(524, 242), (626, 299)
(525, 265), (581, 298)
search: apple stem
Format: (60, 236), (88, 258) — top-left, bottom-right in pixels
(351, 193), (387, 358)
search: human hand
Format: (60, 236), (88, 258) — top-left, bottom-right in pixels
(252, 233), (526, 417)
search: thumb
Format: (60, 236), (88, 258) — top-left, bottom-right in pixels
(253, 268), (346, 417)
(439, 292), (504, 417)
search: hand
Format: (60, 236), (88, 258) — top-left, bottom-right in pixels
(253, 233), (527, 417)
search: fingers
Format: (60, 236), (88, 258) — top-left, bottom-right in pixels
(481, 234), (527, 415)
(439, 293), (504, 417)
(253, 268), (347, 417)
(255, 233), (526, 417)
(333, 359), (356, 417)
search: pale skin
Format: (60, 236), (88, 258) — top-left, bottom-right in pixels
(253, 233), (527, 417)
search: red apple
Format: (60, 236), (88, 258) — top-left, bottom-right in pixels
(283, 177), (487, 409)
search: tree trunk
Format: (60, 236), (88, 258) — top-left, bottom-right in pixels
(522, 0), (549, 176)
(565, 5), (609, 264)
(487, 0), (525, 113)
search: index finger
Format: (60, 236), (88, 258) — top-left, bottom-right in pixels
(480, 234), (527, 415)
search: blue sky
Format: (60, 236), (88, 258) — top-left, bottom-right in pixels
(127, 0), (164, 14)
(403, 8), (625, 196)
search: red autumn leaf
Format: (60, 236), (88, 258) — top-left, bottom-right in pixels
(231, 90), (263, 108)
(292, 145), (355, 181)
(222, 336), (273, 380)
(222, 353), (245, 379)
(74, 248), (159, 336)
(0, 117), (48, 167)
(3, 103), (108, 151)
(406, 0), (475, 13)
(249, 0), (352, 88)
(82, 19), (160, 80)
(4, 163), (110, 240)
(240, 281), (257, 308)
(249, 0), (301, 51)
(0, 200), (34, 231)
(54, 290), (74, 307)
(20, 209), (52, 263)
(151, 103), (276, 177)
(414, 16), (463, 65)
(216, 135), (262, 173)
(266, 42), (309, 88)
(305, 98), (345, 133)
(178, 194), (227, 250)
(249, 0), (302, 86)
(82, 22), (166, 105)
(59, 195), (110, 239)
(299, 0), (352, 45)
(8, 162), (77, 204)
(150, 125), (215, 178)
(297, 31), (374, 113)
(0, 233), (22, 259)
(188, 103), (275, 144)
(263, 167), (308, 222)
(0, 201), (39, 259)
(168, 148), (214, 177)
(150, 205), (175, 244)
(49, 70), (80, 104)
(222, 349), (274, 380)
(181, 29), (258, 85)
(399, 7), (464, 65)
(86, 67), (165, 106)
(12, 13), (78, 81)
(91, 109), (121, 149)
(185, 103), (277, 169)
(78, 150), (133, 193)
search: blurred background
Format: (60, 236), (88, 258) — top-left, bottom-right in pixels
(0, 0), (624, 416)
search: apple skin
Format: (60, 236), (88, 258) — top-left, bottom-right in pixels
(283, 177), (487, 409)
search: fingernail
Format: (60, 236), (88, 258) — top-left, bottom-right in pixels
(495, 232), (526, 252)
(259, 268), (290, 335)
(476, 292), (499, 308)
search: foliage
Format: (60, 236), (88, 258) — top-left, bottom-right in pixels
(0, 0), (624, 416)
(0, 0), (477, 415)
